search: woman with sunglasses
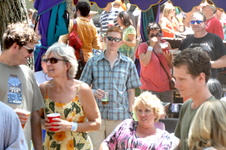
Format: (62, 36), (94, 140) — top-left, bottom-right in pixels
(117, 11), (136, 60)
(39, 42), (101, 149)
(160, 3), (182, 38)
(135, 22), (173, 103)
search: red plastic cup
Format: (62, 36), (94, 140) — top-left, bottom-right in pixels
(47, 113), (60, 131)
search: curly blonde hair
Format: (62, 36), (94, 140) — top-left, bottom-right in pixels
(188, 100), (226, 150)
(2, 22), (40, 50)
(133, 91), (164, 123)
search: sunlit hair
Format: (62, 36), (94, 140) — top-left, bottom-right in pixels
(118, 11), (132, 27)
(192, 11), (207, 22)
(45, 42), (78, 79)
(162, 4), (175, 17)
(2, 22), (40, 50)
(133, 91), (164, 123)
(188, 100), (226, 150)
(106, 26), (123, 39)
(207, 78), (222, 99)
(146, 22), (162, 35)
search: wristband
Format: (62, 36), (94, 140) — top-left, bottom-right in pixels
(147, 46), (153, 51)
(71, 122), (78, 131)
(92, 89), (96, 94)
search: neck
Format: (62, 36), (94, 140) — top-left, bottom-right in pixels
(190, 86), (212, 109)
(136, 123), (156, 138)
(206, 14), (214, 20)
(0, 51), (18, 66)
(104, 50), (118, 62)
(194, 31), (208, 38)
(51, 78), (72, 92)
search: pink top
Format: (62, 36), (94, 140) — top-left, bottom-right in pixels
(135, 41), (171, 92)
(104, 119), (172, 150)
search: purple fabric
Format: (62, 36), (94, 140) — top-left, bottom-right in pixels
(88, 0), (226, 12)
(34, 0), (64, 15)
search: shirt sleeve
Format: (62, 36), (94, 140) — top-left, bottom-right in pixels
(92, 26), (100, 50)
(79, 58), (93, 86)
(135, 42), (148, 58)
(214, 36), (226, 59)
(126, 60), (142, 90)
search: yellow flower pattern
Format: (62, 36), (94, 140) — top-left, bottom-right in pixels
(43, 93), (92, 150)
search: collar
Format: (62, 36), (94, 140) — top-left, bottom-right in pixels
(77, 16), (89, 22)
(96, 50), (127, 62)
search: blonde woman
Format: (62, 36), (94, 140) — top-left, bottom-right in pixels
(100, 91), (172, 149)
(160, 4), (182, 38)
(188, 100), (226, 150)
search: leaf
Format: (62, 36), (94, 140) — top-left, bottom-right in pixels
(50, 141), (57, 148)
(47, 131), (55, 140)
(45, 107), (49, 114)
(82, 132), (87, 140)
(76, 143), (85, 150)
(56, 144), (61, 150)
(74, 137), (76, 147)
(49, 101), (55, 112)
(75, 104), (81, 114)
(64, 108), (71, 119)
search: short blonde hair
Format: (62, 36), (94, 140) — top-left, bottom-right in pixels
(162, 4), (175, 17)
(133, 91), (164, 123)
(45, 42), (78, 79)
(188, 100), (226, 150)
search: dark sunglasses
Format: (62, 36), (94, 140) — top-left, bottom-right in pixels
(23, 46), (35, 54)
(43, 57), (68, 64)
(106, 36), (122, 42)
(191, 20), (203, 25)
(149, 33), (161, 38)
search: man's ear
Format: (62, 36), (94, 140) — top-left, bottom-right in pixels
(198, 72), (206, 82)
(11, 42), (19, 52)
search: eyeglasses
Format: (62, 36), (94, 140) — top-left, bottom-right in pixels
(42, 58), (47, 62)
(106, 36), (122, 42)
(43, 57), (68, 64)
(149, 33), (161, 38)
(23, 46), (35, 54)
(191, 20), (203, 25)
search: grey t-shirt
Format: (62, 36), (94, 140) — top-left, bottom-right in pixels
(0, 102), (28, 149)
(0, 63), (45, 149)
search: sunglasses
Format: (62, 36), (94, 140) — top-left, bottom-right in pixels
(43, 57), (68, 64)
(23, 46), (35, 54)
(149, 33), (161, 38)
(191, 20), (203, 24)
(106, 36), (122, 42)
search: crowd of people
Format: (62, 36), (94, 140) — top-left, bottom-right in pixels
(1, 0), (226, 150)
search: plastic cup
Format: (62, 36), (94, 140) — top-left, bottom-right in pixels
(14, 109), (31, 129)
(101, 92), (109, 105)
(47, 113), (60, 131)
(160, 43), (169, 53)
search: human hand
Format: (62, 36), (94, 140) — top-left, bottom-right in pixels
(163, 50), (171, 61)
(14, 109), (30, 126)
(50, 118), (72, 132)
(94, 89), (105, 100)
(149, 37), (158, 47)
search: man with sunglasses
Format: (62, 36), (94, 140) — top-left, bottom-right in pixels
(179, 11), (226, 79)
(0, 22), (45, 150)
(80, 26), (141, 150)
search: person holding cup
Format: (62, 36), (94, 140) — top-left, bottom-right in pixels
(135, 22), (173, 103)
(39, 42), (101, 149)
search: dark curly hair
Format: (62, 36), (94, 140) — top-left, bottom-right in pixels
(173, 47), (211, 82)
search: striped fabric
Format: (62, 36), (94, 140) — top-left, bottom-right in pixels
(80, 51), (141, 120)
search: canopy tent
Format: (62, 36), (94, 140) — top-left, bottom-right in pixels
(86, 0), (225, 12)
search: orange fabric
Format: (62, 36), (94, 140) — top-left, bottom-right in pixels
(162, 21), (177, 38)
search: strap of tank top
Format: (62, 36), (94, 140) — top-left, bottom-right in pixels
(77, 83), (83, 95)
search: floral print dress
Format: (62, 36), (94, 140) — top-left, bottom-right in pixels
(104, 119), (172, 150)
(43, 88), (92, 150)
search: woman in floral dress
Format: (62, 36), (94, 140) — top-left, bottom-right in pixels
(39, 42), (101, 150)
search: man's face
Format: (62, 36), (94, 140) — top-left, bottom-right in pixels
(191, 13), (206, 33)
(174, 65), (201, 98)
(105, 32), (123, 52)
(17, 43), (34, 65)
(202, 5), (212, 15)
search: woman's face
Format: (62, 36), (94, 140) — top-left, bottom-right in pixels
(46, 52), (68, 78)
(148, 30), (161, 42)
(136, 102), (157, 129)
(117, 16), (122, 26)
(169, 8), (175, 17)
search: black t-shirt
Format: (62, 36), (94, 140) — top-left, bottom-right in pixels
(179, 33), (226, 78)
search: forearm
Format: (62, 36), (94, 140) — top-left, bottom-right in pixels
(128, 89), (135, 112)
(211, 55), (226, 68)
(139, 51), (152, 66)
(123, 39), (136, 47)
(76, 120), (101, 132)
(31, 110), (43, 150)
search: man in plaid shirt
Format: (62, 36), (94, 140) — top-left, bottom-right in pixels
(80, 26), (141, 150)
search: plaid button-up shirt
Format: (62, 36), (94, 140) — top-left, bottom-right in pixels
(80, 51), (141, 120)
